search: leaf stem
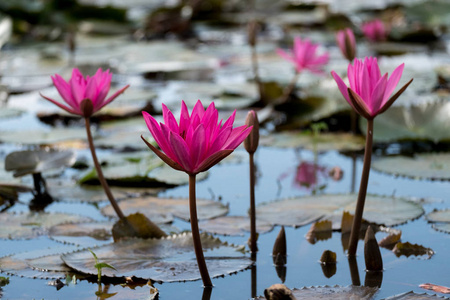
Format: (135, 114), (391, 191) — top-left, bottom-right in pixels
(279, 71), (300, 104)
(84, 117), (125, 221)
(348, 118), (374, 257)
(189, 174), (213, 287)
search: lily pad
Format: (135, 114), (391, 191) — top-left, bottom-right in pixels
(426, 209), (450, 233)
(61, 233), (251, 282)
(5, 149), (76, 177)
(256, 285), (378, 300)
(0, 212), (93, 239)
(385, 291), (450, 299)
(199, 216), (273, 236)
(256, 194), (424, 229)
(360, 100), (450, 143)
(372, 153), (450, 181)
(101, 196), (228, 223)
(392, 242), (434, 259)
(260, 131), (365, 151)
(0, 246), (78, 279)
(0, 128), (88, 145)
(0, 107), (23, 119)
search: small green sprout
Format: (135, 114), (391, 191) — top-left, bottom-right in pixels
(0, 276), (9, 287)
(88, 248), (117, 283)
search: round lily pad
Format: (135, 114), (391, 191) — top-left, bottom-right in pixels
(372, 153), (450, 181)
(101, 196), (228, 223)
(0, 212), (93, 239)
(0, 246), (78, 279)
(256, 194), (424, 229)
(255, 285), (379, 300)
(61, 233), (251, 282)
(426, 209), (450, 233)
(261, 132), (365, 151)
(0, 128), (88, 145)
(199, 216), (274, 236)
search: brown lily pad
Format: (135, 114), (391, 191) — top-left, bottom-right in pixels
(255, 285), (379, 299)
(384, 291), (450, 299)
(392, 242), (434, 259)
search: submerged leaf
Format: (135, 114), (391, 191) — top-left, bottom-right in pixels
(61, 233), (252, 282)
(256, 285), (378, 300)
(419, 283), (450, 294)
(384, 291), (449, 299)
(392, 242), (434, 259)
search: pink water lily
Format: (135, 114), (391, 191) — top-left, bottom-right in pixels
(362, 20), (387, 42)
(336, 28), (356, 62)
(41, 68), (129, 117)
(331, 57), (413, 119)
(142, 100), (253, 175)
(277, 37), (329, 74)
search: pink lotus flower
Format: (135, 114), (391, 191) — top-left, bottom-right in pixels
(362, 20), (387, 42)
(277, 37), (329, 74)
(41, 68), (129, 117)
(331, 57), (413, 119)
(336, 28), (356, 61)
(142, 100), (253, 175)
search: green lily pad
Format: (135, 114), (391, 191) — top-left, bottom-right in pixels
(260, 131), (365, 151)
(0, 212), (93, 239)
(199, 216), (274, 236)
(255, 285), (379, 300)
(0, 128), (88, 145)
(385, 291), (450, 299)
(372, 153), (450, 180)
(426, 209), (450, 233)
(5, 149), (76, 177)
(256, 194), (424, 229)
(101, 196), (228, 223)
(61, 233), (251, 282)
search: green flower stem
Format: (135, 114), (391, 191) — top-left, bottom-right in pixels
(189, 174), (213, 287)
(249, 153), (257, 253)
(348, 118), (374, 257)
(84, 117), (125, 221)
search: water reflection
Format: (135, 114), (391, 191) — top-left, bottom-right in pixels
(347, 256), (361, 286)
(201, 286), (213, 300)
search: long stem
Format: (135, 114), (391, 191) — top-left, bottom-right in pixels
(189, 174), (213, 287)
(278, 72), (300, 104)
(85, 117), (125, 220)
(347, 118), (374, 257)
(251, 44), (264, 101)
(249, 153), (257, 253)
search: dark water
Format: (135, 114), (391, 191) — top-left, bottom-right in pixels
(1, 147), (450, 299)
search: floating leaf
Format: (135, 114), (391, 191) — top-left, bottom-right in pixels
(0, 128), (88, 145)
(384, 291), (450, 299)
(261, 132), (365, 151)
(360, 100), (450, 143)
(305, 220), (332, 244)
(256, 285), (378, 300)
(0, 212), (93, 239)
(101, 196), (228, 223)
(420, 283), (450, 294)
(256, 194), (424, 229)
(392, 242), (434, 259)
(62, 233), (251, 282)
(199, 216), (273, 236)
(5, 149), (76, 177)
(378, 230), (402, 250)
(426, 209), (450, 233)
(372, 153), (450, 181)
(0, 246), (78, 279)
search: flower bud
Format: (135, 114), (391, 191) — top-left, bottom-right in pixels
(244, 110), (259, 154)
(336, 28), (356, 62)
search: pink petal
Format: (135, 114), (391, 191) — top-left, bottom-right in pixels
(169, 131), (193, 172)
(99, 84), (128, 111)
(179, 100), (191, 135)
(206, 125), (232, 156)
(69, 68), (86, 104)
(222, 125), (253, 149)
(52, 74), (76, 108)
(40, 93), (80, 115)
(142, 111), (175, 159)
(162, 103), (179, 134)
(360, 62), (371, 104)
(383, 63), (404, 104)
(192, 100), (205, 120)
(331, 71), (351, 106)
(190, 124), (207, 168)
(276, 48), (294, 64)
(370, 74), (388, 115)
